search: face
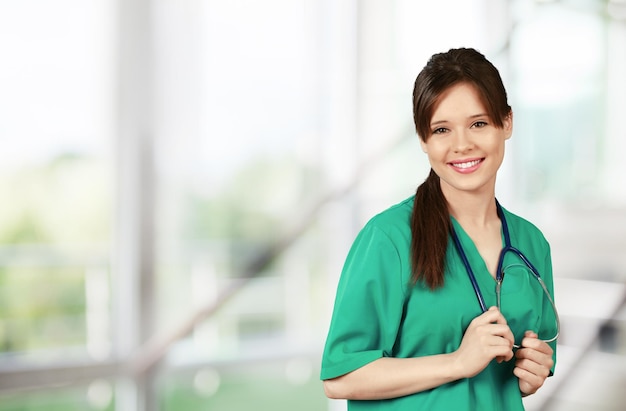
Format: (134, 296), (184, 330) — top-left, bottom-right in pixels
(420, 82), (512, 199)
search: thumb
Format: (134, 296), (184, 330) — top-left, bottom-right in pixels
(525, 330), (538, 338)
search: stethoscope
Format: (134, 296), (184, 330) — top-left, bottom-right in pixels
(449, 200), (560, 348)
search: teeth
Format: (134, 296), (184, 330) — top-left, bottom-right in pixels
(453, 160), (480, 169)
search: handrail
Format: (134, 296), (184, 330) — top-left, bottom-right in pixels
(0, 359), (123, 393)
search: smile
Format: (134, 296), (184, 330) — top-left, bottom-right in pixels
(450, 159), (482, 169)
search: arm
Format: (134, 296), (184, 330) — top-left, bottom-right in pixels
(324, 307), (515, 400)
(324, 353), (463, 400)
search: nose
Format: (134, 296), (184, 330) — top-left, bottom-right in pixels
(452, 129), (473, 153)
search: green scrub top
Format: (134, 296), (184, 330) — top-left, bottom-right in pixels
(320, 196), (557, 411)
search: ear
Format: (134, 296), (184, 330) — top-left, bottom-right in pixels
(503, 111), (513, 140)
(419, 138), (428, 153)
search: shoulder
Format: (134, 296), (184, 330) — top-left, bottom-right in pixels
(345, 196), (413, 267)
(340, 196), (414, 289)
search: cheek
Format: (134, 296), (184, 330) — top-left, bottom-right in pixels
(485, 138), (506, 155)
(423, 149), (440, 165)
(423, 140), (447, 157)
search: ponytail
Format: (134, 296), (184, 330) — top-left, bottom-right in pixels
(410, 169), (450, 289)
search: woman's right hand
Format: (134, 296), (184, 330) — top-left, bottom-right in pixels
(453, 306), (515, 378)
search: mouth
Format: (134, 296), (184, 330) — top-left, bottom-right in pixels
(449, 158), (483, 170)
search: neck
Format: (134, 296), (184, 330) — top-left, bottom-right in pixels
(443, 187), (498, 228)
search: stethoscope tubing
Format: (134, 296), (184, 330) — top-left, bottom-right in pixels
(450, 226), (488, 312)
(450, 199), (560, 346)
(495, 200), (543, 284)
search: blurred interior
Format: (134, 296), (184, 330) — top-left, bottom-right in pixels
(0, 0), (624, 410)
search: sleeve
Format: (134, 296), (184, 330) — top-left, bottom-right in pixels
(320, 223), (407, 380)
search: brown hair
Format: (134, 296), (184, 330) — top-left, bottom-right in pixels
(410, 48), (511, 289)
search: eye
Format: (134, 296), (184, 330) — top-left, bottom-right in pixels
(432, 127), (448, 135)
(471, 121), (488, 129)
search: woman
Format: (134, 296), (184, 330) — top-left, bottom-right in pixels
(320, 48), (558, 410)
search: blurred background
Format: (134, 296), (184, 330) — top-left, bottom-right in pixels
(0, 0), (624, 410)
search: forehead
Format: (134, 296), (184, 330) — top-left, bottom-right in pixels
(430, 82), (488, 122)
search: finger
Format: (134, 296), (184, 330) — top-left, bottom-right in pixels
(515, 354), (553, 377)
(473, 323), (515, 351)
(486, 323), (513, 336)
(524, 330), (538, 339)
(515, 349), (554, 380)
(494, 344), (514, 363)
(514, 366), (544, 395)
(520, 337), (554, 355)
(496, 350), (514, 363)
(519, 336), (541, 350)
(486, 333), (514, 362)
(516, 349), (554, 371)
(489, 323), (516, 347)
(476, 306), (508, 325)
(515, 355), (551, 380)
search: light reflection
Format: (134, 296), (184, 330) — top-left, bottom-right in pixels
(193, 367), (221, 397)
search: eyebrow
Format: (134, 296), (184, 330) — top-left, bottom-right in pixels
(430, 113), (489, 127)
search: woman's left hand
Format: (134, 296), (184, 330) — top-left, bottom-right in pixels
(513, 330), (554, 396)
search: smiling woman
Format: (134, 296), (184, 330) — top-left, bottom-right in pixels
(0, 1), (623, 410)
(320, 48), (557, 411)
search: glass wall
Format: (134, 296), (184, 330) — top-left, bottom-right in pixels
(0, 0), (115, 365)
(0, 0), (624, 410)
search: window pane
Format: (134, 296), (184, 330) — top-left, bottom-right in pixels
(0, 1), (114, 361)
